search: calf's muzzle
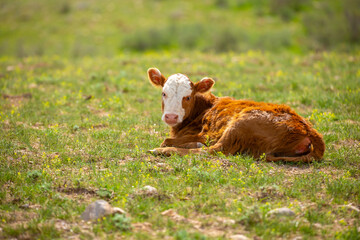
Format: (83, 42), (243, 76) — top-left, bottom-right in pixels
(164, 114), (179, 125)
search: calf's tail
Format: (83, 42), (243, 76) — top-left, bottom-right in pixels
(266, 129), (325, 162)
(308, 128), (326, 161)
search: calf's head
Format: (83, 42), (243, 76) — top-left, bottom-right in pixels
(148, 68), (214, 126)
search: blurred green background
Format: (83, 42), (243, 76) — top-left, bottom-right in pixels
(1, 0), (359, 58)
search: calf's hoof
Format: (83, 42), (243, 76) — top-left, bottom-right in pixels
(148, 148), (171, 156)
(147, 147), (176, 157)
(148, 149), (159, 155)
(196, 142), (205, 148)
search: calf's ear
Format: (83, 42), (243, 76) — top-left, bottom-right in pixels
(148, 68), (166, 87)
(195, 77), (215, 93)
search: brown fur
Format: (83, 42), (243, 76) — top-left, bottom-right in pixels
(148, 68), (325, 162)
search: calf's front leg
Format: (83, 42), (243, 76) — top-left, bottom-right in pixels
(149, 147), (205, 156)
(160, 135), (205, 148)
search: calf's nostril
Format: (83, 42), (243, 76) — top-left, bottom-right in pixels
(165, 114), (179, 122)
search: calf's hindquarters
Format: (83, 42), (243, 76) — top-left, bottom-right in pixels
(200, 100), (325, 161)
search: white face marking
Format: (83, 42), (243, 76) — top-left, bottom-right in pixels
(162, 73), (192, 126)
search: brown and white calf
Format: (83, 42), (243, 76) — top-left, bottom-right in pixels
(147, 68), (325, 162)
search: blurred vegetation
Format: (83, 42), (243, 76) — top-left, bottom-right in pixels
(0, 0), (359, 57)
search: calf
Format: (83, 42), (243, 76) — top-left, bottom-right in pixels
(147, 68), (325, 162)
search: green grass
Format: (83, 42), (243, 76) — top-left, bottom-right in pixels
(0, 51), (359, 239)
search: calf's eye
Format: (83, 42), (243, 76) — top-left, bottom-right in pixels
(162, 92), (166, 97)
(185, 96), (191, 101)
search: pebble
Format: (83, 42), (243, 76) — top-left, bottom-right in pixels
(267, 207), (295, 217)
(313, 223), (322, 229)
(222, 219), (236, 225)
(55, 220), (70, 230)
(229, 234), (249, 240)
(142, 185), (157, 194)
(20, 204), (30, 209)
(81, 200), (113, 221)
(339, 205), (360, 213)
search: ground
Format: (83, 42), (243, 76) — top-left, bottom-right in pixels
(0, 51), (359, 239)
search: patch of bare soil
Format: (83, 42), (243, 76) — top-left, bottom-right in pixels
(51, 219), (95, 239)
(254, 185), (284, 202)
(213, 157), (234, 169)
(86, 105), (110, 118)
(6, 63), (50, 72)
(144, 161), (174, 173)
(333, 139), (360, 150)
(341, 119), (360, 126)
(132, 222), (155, 237)
(2, 93), (32, 108)
(277, 165), (313, 177)
(29, 122), (45, 130)
(129, 188), (170, 201)
(278, 165), (346, 182)
(160, 209), (247, 238)
(161, 209), (202, 228)
(131, 212), (244, 238)
(91, 123), (108, 129)
(57, 187), (97, 196)
(129, 124), (163, 136)
(2, 93), (32, 100)
(197, 155), (235, 169)
(296, 104), (314, 116)
(196, 215), (242, 238)
(0, 209), (39, 227)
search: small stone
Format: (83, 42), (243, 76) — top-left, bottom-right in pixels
(267, 207), (295, 217)
(28, 83), (37, 89)
(339, 205), (360, 213)
(313, 223), (322, 229)
(112, 207), (126, 215)
(132, 222), (153, 232)
(230, 234), (249, 240)
(223, 219), (236, 225)
(29, 204), (41, 210)
(55, 220), (70, 230)
(292, 237), (302, 240)
(142, 185), (157, 194)
(20, 204), (30, 209)
(81, 200), (113, 221)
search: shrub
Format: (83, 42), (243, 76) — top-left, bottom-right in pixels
(302, 0), (360, 50)
(302, 1), (347, 49)
(343, 0), (360, 43)
(269, 0), (310, 21)
(254, 29), (292, 51)
(210, 28), (240, 52)
(122, 26), (174, 51)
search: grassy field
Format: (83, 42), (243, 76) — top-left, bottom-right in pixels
(0, 51), (359, 239)
(1, 0), (360, 239)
